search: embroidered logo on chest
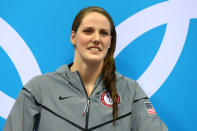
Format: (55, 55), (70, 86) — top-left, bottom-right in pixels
(101, 91), (120, 107)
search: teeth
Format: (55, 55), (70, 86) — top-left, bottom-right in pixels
(89, 48), (100, 51)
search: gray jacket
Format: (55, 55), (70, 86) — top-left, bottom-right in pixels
(4, 64), (168, 131)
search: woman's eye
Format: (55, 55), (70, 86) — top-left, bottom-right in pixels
(100, 31), (109, 36)
(83, 29), (93, 34)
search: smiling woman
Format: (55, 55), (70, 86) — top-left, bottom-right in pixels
(70, 11), (112, 95)
(3, 6), (168, 131)
(71, 12), (111, 65)
(70, 7), (118, 124)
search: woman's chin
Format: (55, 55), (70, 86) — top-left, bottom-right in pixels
(83, 57), (104, 65)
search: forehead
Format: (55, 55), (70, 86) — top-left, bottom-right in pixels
(80, 12), (110, 29)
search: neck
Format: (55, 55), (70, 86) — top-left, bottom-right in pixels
(71, 57), (103, 96)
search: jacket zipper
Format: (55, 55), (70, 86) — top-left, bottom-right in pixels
(76, 71), (91, 130)
(85, 97), (90, 129)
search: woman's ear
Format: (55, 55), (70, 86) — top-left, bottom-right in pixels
(70, 31), (76, 46)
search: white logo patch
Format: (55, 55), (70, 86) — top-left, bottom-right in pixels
(101, 91), (120, 107)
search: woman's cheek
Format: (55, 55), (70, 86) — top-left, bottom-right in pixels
(104, 39), (111, 48)
(79, 35), (92, 45)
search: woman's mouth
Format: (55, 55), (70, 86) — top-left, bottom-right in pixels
(87, 46), (101, 51)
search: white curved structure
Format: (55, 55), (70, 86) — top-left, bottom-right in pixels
(115, 0), (197, 97)
(0, 18), (42, 119)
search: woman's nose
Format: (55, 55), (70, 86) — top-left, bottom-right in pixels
(92, 32), (101, 44)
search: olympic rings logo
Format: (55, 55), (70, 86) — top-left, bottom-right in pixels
(0, 0), (197, 120)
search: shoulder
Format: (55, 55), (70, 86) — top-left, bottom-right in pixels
(23, 65), (69, 98)
(115, 71), (138, 89)
(115, 71), (148, 99)
(115, 72), (137, 99)
(25, 64), (69, 88)
(22, 73), (53, 99)
(24, 72), (57, 88)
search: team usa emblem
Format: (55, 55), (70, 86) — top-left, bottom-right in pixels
(101, 91), (120, 107)
(144, 102), (156, 115)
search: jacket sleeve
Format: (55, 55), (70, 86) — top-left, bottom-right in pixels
(131, 83), (168, 131)
(3, 79), (41, 131)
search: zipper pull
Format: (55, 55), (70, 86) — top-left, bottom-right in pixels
(83, 98), (90, 117)
(83, 103), (87, 117)
(86, 99), (90, 112)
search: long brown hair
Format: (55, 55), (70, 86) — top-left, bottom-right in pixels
(72, 6), (118, 125)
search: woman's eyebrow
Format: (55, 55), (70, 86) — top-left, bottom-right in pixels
(100, 28), (110, 32)
(83, 26), (93, 29)
(83, 26), (109, 30)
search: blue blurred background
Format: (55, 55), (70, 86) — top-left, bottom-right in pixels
(0, 0), (196, 130)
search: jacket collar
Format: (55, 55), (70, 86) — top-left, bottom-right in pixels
(56, 64), (103, 97)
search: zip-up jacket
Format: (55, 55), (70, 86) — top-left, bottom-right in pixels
(4, 64), (168, 131)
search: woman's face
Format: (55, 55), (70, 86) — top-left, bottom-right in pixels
(71, 12), (111, 64)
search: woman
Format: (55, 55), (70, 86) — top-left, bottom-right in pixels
(4, 6), (168, 131)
